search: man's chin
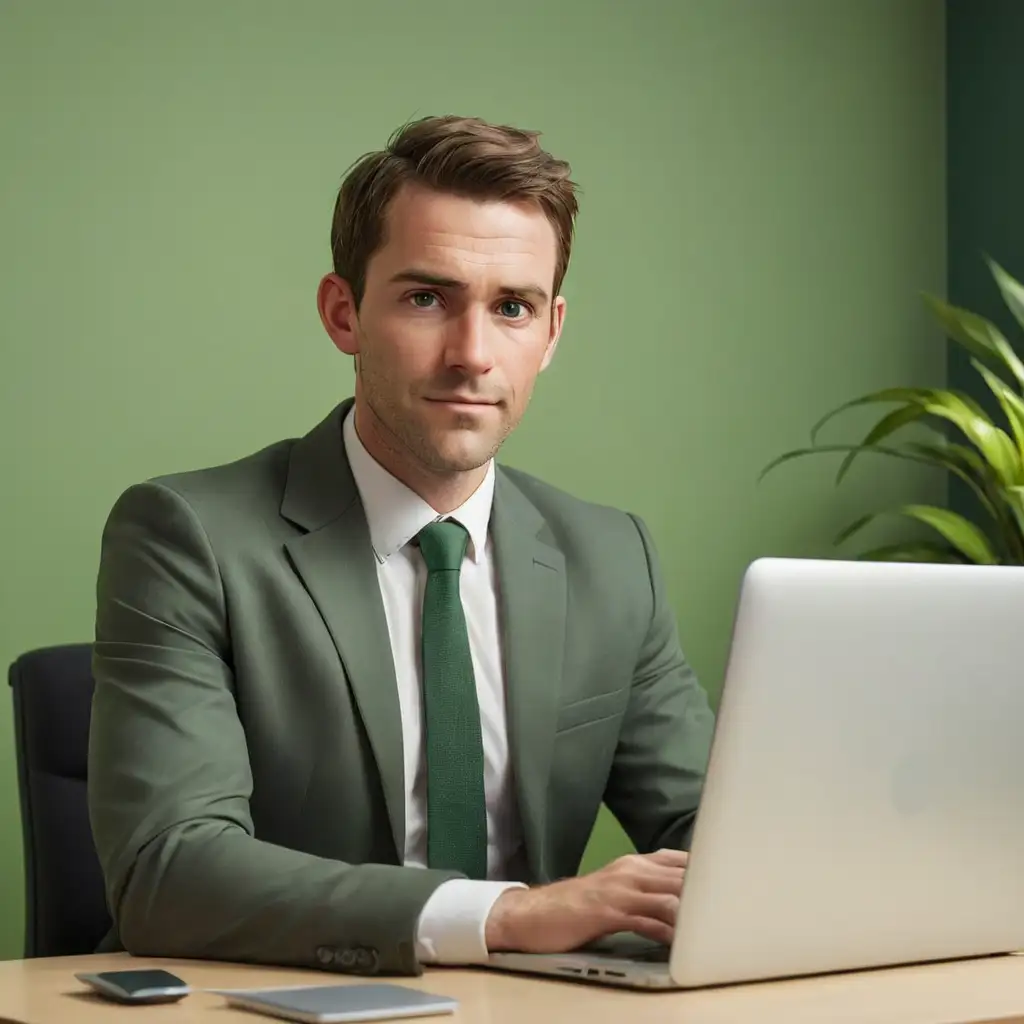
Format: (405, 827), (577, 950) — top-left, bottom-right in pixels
(420, 434), (499, 474)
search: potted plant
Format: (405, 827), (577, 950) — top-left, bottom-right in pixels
(760, 259), (1024, 565)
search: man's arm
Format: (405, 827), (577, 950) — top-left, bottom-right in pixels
(483, 512), (715, 954)
(602, 513), (716, 852)
(88, 481), (459, 975)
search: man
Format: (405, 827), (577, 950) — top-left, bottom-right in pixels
(87, 114), (715, 977)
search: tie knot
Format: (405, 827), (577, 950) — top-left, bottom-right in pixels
(417, 520), (469, 572)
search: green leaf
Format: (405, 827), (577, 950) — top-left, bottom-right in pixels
(835, 504), (999, 565)
(900, 390), (1018, 485)
(904, 439), (991, 479)
(903, 438), (1007, 514)
(900, 440), (1003, 522)
(905, 445), (1023, 563)
(924, 293), (1024, 390)
(834, 511), (875, 547)
(809, 386), (1001, 452)
(810, 387), (934, 445)
(835, 403), (923, 484)
(987, 257), (1024, 340)
(854, 542), (965, 564)
(974, 359), (1024, 456)
(800, 385), (1020, 486)
(900, 504), (1000, 563)
(758, 442), (938, 485)
(1001, 487), (1024, 554)
(760, 440), (987, 506)
(759, 438), (1016, 552)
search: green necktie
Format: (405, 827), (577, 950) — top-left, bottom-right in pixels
(417, 520), (488, 880)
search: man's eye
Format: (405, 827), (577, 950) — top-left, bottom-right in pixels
(411, 292), (437, 308)
(499, 300), (527, 319)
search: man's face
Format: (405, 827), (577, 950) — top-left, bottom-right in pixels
(325, 183), (566, 476)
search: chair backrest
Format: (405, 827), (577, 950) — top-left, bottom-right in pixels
(8, 643), (111, 957)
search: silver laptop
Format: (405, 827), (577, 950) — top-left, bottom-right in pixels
(487, 556), (1024, 989)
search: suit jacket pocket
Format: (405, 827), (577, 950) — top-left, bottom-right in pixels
(555, 688), (626, 735)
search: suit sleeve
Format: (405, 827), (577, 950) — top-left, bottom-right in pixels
(602, 514), (717, 853)
(88, 481), (460, 976)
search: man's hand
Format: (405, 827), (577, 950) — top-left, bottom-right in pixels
(484, 849), (687, 953)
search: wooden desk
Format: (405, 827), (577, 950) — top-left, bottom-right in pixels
(2, 952), (1024, 1024)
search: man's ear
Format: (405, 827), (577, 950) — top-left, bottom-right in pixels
(540, 295), (567, 371)
(317, 273), (360, 356)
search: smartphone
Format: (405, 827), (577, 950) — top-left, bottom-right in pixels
(75, 968), (191, 1004)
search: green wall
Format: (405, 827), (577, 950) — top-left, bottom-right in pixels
(0, 1), (945, 957)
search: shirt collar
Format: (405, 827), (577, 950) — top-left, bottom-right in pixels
(342, 405), (494, 565)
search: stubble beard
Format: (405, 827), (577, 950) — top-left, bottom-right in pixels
(357, 354), (511, 476)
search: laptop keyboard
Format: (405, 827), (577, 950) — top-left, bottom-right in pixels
(581, 935), (671, 963)
(624, 945), (671, 963)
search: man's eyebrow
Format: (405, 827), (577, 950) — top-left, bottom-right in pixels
(389, 269), (550, 305)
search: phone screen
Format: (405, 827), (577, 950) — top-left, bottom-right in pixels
(95, 969), (186, 992)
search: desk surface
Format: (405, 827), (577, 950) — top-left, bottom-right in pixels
(2, 952), (1024, 1024)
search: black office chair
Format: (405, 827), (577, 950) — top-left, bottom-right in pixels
(8, 643), (111, 957)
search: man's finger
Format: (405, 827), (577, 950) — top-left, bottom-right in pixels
(646, 848), (689, 868)
(634, 866), (686, 895)
(620, 915), (675, 947)
(615, 890), (680, 928)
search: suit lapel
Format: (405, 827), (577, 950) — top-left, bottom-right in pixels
(492, 470), (566, 881)
(278, 405), (568, 879)
(281, 401), (406, 861)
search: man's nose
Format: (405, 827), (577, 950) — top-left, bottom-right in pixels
(444, 309), (496, 375)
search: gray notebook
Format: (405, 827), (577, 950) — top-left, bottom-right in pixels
(212, 983), (458, 1023)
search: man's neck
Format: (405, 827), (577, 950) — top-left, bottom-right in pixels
(353, 403), (488, 515)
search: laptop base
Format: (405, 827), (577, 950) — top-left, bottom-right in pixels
(486, 950), (677, 990)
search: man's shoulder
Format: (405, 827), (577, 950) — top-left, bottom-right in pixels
(148, 435), (297, 511)
(496, 465), (663, 615)
(496, 463), (646, 545)
(108, 432), (301, 546)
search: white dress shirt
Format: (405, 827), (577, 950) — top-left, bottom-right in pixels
(342, 409), (526, 964)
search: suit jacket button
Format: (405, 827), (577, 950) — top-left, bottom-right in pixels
(336, 949), (357, 968)
(355, 948), (379, 973)
(316, 946), (334, 966)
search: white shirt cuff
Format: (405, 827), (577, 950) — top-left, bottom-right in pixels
(415, 879), (527, 964)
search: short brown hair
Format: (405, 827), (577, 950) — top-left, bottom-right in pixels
(330, 115), (579, 307)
